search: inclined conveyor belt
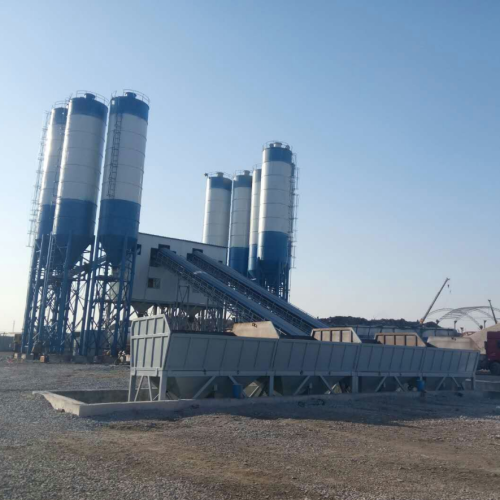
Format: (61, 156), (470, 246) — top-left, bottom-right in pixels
(157, 248), (307, 337)
(187, 251), (327, 334)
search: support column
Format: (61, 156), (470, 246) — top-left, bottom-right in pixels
(351, 374), (359, 394)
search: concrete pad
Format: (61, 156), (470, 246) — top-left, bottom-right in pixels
(34, 389), (498, 419)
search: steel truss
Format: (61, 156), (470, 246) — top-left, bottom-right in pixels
(83, 240), (137, 357)
(428, 306), (500, 329)
(21, 235), (93, 355)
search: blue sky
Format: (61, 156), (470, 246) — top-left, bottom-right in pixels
(0, 1), (499, 332)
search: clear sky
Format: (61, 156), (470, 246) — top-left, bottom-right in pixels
(0, 0), (499, 332)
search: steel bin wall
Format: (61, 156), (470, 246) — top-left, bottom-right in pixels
(166, 334), (276, 373)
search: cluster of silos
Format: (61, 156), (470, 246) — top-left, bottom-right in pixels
(202, 142), (296, 300)
(22, 90), (150, 355)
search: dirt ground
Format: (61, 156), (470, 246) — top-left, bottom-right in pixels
(1, 357), (500, 500)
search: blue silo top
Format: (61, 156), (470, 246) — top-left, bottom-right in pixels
(110, 92), (149, 122)
(263, 144), (293, 163)
(209, 175), (232, 191)
(233, 173), (252, 189)
(70, 93), (108, 120)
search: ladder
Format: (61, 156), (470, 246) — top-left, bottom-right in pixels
(107, 113), (123, 198)
(27, 112), (49, 247)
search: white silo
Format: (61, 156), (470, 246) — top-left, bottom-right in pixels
(99, 91), (150, 266)
(228, 170), (252, 275)
(53, 92), (108, 265)
(247, 167), (261, 278)
(257, 142), (295, 300)
(202, 172), (232, 247)
(36, 105), (67, 243)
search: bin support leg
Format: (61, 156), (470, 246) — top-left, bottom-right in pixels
(351, 374), (359, 393)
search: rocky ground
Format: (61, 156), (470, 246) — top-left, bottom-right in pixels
(1, 353), (500, 500)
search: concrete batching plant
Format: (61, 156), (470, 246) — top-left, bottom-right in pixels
(21, 90), (152, 357)
(21, 93), (300, 358)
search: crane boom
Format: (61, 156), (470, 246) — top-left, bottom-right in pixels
(488, 300), (498, 324)
(420, 278), (450, 325)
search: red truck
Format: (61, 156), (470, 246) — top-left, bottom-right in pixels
(482, 331), (500, 375)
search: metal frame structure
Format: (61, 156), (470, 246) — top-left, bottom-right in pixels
(428, 306), (500, 329)
(83, 239), (137, 357)
(22, 235), (93, 355)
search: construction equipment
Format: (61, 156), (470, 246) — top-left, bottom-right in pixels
(420, 278), (450, 325)
(488, 300), (498, 324)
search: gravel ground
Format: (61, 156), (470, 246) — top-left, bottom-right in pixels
(1, 354), (500, 500)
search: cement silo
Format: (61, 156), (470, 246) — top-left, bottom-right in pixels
(228, 170), (252, 275)
(22, 104), (68, 354)
(85, 91), (150, 356)
(37, 106), (67, 243)
(247, 167), (261, 278)
(99, 91), (149, 265)
(53, 92), (108, 265)
(202, 172), (232, 247)
(257, 142), (295, 301)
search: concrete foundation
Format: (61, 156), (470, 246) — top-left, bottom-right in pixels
(35, 387), (500, 418)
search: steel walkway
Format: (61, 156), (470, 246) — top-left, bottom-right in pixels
(156, 248), (308, 337)
(187, 251), (327, 334)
